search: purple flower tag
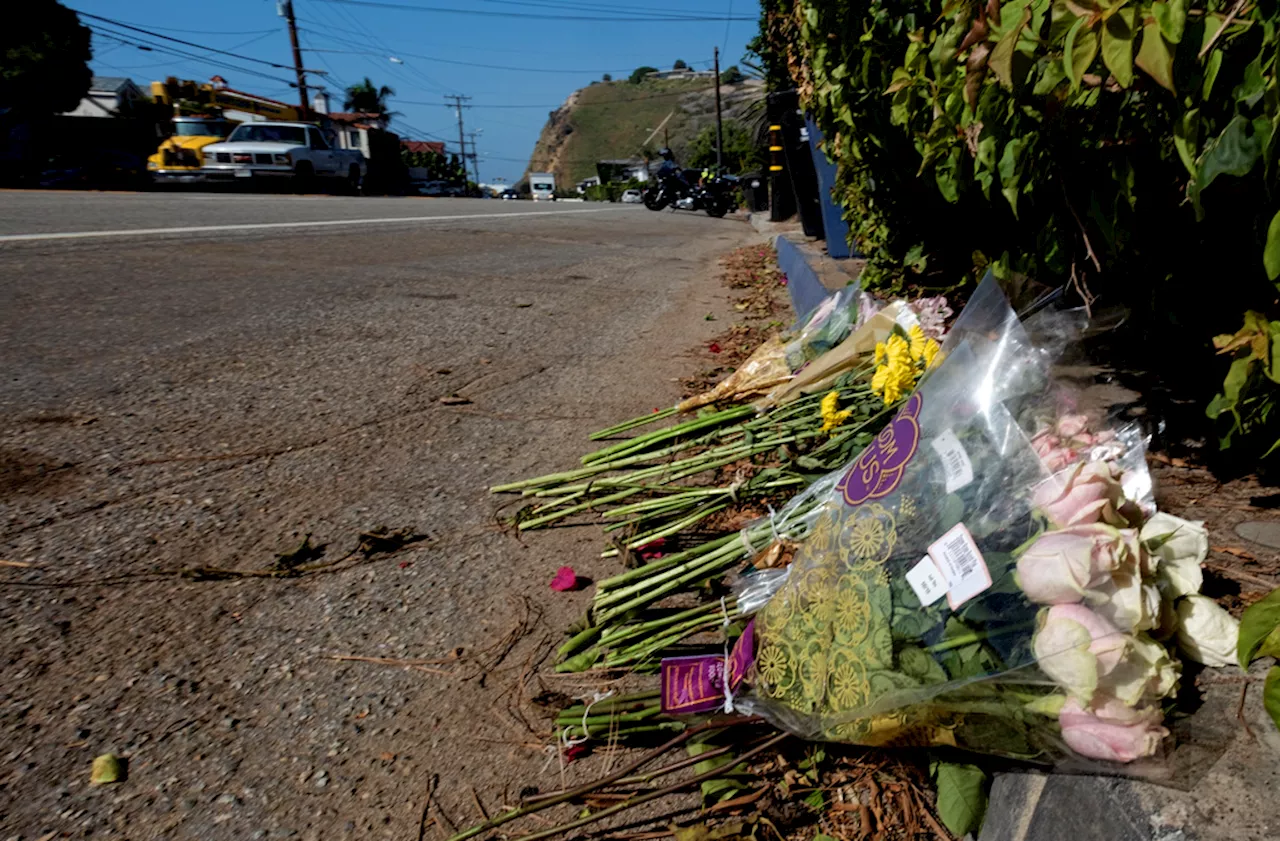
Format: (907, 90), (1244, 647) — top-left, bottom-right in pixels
(660, 620), (755, 715)
(837, 393), (923, 506)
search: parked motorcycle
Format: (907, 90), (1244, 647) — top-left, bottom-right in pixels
(642, 169), (739, 218)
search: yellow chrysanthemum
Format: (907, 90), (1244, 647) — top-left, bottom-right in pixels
(874, 340), (887, 366)
(921, 338), (940, 368)
(820, 390), (853, 432)
(908, 324), (929, 361)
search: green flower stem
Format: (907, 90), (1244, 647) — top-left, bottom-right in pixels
(590, 406), (680, 440)
(925, 621), (1037, 654)
(622, 502), (728, 551)
(603, 616), (729, 668)
(556, 625), (602, 661)
(594, 533), (739, 592)
(598, 601), (728, 647)
(593, 538), (744, 612)
(603, 489), (733, 518)
(582, 405), (756, 465)
(558, 722), (686, 741)
(517, 486), (645, 530)
(595, 544), (747, 624)
(498, 731), (790, 841)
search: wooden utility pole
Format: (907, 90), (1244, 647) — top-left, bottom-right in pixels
(281, 0), (309, 117)
(445, 94), (472, 185)
(713, 47), (723, 171)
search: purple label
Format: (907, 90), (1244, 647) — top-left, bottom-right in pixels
(838, 393), (923, 506)
(660, 620), (754, 715)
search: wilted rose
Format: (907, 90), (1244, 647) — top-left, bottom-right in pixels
(1056, 413), (1091, 439)
(1089, 571), (1161, 634)
(1031, 430), (1079, 473)
(1017, 523), (1133, 605)
(1033, 604), (1127, 702)
(1140, 512), (1207, 599)
(1101, 634), (1180, 705)
(1175, 595), (1240, 668)
(1059, 695), (1168, 763)
(1034, 462), (1128, 528)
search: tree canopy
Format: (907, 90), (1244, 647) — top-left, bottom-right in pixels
(343, 78), (395, 118)
(673, 59), (688, 69)
(686, 121), (762, 175)
(629, 66), (658, 84)
(0, 0), (91, 115)
(719, 65), (744, 85)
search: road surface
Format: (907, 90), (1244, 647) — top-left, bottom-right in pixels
(0, 191), (758, 839)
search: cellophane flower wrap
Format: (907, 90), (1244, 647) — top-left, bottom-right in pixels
(732, 277), (1187, 770)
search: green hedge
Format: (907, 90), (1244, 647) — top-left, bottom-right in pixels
(761, 0), (1280, 460)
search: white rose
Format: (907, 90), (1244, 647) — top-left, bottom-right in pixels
(1175, 595), (1239, 668)
(1089, 570), (1159, 633)
(1140, 512), (1207, 598)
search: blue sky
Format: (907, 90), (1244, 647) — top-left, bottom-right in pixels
(75, 0), (763, 183)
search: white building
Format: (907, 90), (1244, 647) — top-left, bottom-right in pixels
(62, 76), (146, 118)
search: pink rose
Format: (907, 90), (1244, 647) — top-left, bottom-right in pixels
(1059, 695), (1167, 763)
(1033, 604), (1127, 702)
(1056, 413), (1091, 438)
(1031, 431), (1078, 473)
(1016, 524), (1133, 605)
(1033, 462), (1126, 528)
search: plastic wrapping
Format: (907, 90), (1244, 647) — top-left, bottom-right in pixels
(677, 288), (861, 413)
(783, 286), (860, 370)
(729, 276), (1184, 773)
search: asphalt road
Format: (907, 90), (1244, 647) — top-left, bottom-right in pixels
(0, 191), (758, 839)
(0, 191), (623, 241)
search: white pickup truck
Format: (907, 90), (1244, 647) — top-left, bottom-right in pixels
(201, 122), (366, 192)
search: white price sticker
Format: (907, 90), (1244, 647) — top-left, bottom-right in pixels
(930, 428), (974, 494)
(905, 556), (947, 607)
(928, 523), (991, 609)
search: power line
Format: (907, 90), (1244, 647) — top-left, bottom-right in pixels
(316, 0), (755, 22)
(394, 83), (722, 110)
(300, 45), (660, 74)
(87, 27), (298, 86)
(75, 11), (298, 71)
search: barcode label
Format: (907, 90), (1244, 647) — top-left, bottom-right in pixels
(905, 556), (947, 606)
(930, 428), (974, 494)
(928, 523), (991, 609)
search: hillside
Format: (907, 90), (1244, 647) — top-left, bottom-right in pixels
(524, 76), (766, 188)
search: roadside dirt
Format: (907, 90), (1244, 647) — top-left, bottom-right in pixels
(0, 212), (760, 840)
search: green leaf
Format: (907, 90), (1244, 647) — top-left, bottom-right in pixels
(1152, 0), (1186, 43)
(1101, 6), (1136, 88)
(803, 789), (826, 811)
(1265, 667), (1280, 732)
(1233, 54), (1267, 107)
(1238, 588), (1280, 668)
(1064, 17), (1099, 90)
(1135, 22), (1175, 92)
(1265, 211), (1280, 282)
(990, 5), (1033, 88)
(935, 147), (961, 203)
(998, 137), (1028, 217)
(1192, 115), (1265, 216)
(688, 731), (749, 805)
(1202, 48), (1222, 98)
(934, 762), (989, 836)
(1033, 59), (1068, 95)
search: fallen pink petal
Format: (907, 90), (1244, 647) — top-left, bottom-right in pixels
(549, 566), (579, 591)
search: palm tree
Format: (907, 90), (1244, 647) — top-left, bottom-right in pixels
(343, 78), (395, 119)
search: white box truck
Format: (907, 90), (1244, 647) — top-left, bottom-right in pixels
(529, 172), (556, 201)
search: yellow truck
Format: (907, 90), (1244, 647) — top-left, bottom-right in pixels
(147, 78), (303, 183)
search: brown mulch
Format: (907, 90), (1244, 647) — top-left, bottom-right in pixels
(1149, 458), (1280, 613)
(680, 244), (791, 398)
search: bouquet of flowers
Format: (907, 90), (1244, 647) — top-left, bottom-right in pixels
(662, 277), (1240, 771)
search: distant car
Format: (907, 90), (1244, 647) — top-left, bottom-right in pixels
(621, 189), (642, 203)
(415, 180), (449, 196)
(500, 189), (520, 200)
